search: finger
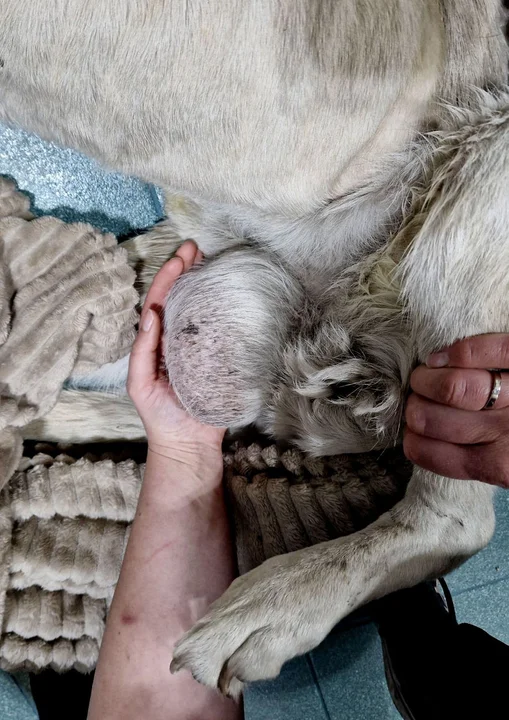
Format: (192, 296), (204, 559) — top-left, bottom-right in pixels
(410, 366), (509, 411)
(405, 394), (507, 444)
(175, 240), (200, 272)
(403, 431), (478, 480)
(427, 334), (509, 370)
(141, 256), (184, 319)
(403, 430), (509, 488)
(127, 309), (161, 395)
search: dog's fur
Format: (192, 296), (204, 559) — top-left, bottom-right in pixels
(1, 0), (509, 696)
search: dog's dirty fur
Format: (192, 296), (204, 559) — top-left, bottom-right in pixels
(1, 0), (508, 696)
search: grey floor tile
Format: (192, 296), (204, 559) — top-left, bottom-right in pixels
(448, 486), (509, 643)
(244, 653), (331, 720)
(308, 624), (400, 720)
(453, 578), (509, 643)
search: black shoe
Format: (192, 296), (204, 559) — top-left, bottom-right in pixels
(374, 579), (509, 720)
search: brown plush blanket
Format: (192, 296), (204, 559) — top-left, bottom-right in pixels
(0, 441), (409, 672)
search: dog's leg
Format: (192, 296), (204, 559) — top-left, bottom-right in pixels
(22, 389), (146, 443)
(67, 216), (189, 393)
(122, 192), (245, 295)
(171, 93), (509, 696)
(170, 472), (493, 696)
(121, 218), (186, 295)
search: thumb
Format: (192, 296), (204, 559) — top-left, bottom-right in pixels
(127, 308), (162, 398)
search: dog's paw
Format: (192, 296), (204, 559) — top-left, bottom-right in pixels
(170, 549), (336, 697)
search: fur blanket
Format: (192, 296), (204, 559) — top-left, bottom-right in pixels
(0, 177), (138, 489)
(0, 441), (409, 673)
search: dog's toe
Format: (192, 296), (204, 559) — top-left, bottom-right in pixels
(171, 613), (248, 690)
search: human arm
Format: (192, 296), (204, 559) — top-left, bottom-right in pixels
(88, 243), (241, 720)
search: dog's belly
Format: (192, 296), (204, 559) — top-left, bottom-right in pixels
(0, 0), (440, 214)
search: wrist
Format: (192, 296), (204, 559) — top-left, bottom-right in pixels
(145, 443), (224, 489)
(146, 426), (225, 457)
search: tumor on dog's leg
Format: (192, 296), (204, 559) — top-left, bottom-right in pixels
(164, 248), (304, 429)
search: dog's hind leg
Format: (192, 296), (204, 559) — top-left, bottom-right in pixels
(170, 93), (509, 696)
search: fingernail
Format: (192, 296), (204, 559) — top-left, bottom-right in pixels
(142, 309), (154, 332)
(169, 658), (181, 675)
(426, 352), (449, 368)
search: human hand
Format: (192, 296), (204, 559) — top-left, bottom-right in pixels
(404, 334), (509, 487)
(127, 241), (226, 461)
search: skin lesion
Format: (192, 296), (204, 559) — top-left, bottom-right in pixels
(120, 613), (137, 626)
(179, 322), (199, 336)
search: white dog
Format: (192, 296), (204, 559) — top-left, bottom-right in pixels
(1, 0), (508, 696)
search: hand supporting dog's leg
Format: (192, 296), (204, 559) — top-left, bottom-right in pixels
(71, 196), (248, 393)
(122, 192), (245, 298)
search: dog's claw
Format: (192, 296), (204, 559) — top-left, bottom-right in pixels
(218, 661), (235, 697)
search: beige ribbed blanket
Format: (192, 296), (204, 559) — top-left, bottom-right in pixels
(0, 178), (411, 673)
(0, 177), (138, 490)
(0, 441), (409, 673)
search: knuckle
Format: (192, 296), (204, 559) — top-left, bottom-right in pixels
(484, 414), (506, 443)
(497, 336), (509, 369)
(439, 370), (467, 407)
(452, 339), (475, 367)
(466, 417), (495, 445)
(405, 395), (425, 433)
(479, 407), (509, 442)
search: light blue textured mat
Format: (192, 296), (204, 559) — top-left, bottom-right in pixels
(0, 124), (164, 234)
(2, 121), (509, 720)
(447, 489), (509, 644)
(245, 624), (401, 720)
